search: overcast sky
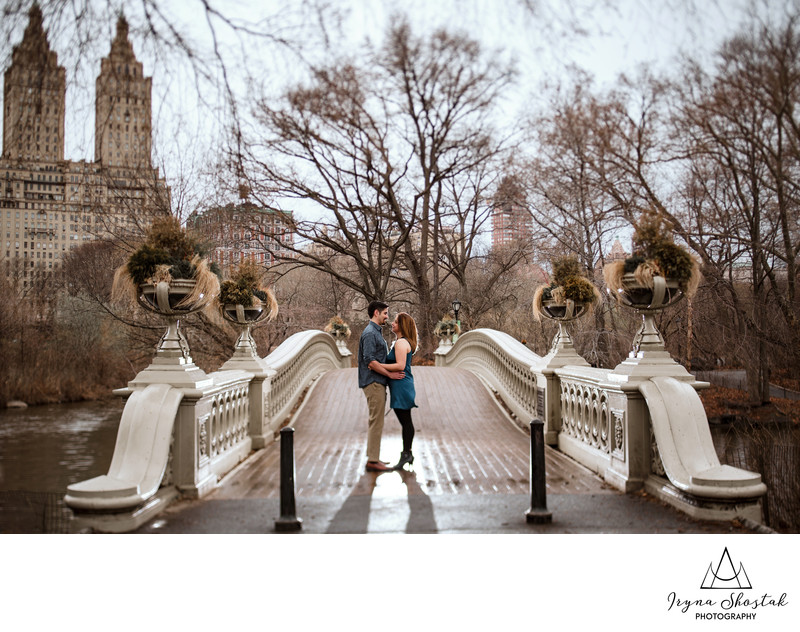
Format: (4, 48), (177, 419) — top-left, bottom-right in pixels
(2, 0), (794, 198)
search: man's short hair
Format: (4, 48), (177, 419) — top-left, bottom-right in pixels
(367, 300), (389, 318)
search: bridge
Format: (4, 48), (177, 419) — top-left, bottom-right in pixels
(63, 316), (768, 533)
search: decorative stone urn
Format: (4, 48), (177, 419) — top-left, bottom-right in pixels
(610, 273), (683, 356)
(138, 279), (212, 364)
(434, 318), (460, 347)
(221, 302), (269, 359)
(323, 316), (352, 356)
(436, 327), (456, 346)
(607, 272), (693, 380)
(327, 328), (349, 353)
(538, 297), (591, 356)
(540, 297), (588, 320)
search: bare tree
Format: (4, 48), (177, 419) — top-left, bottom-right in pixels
(522, 72), (633, 365)
(228, 17), (516, 354)
(673, 15), (800, 402)
(546, 13), (800, 401)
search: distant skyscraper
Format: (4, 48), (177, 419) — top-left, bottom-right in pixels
(491, 175), (531, 250)
(1, 6), (168, 288)
(491, 202), (532, 250)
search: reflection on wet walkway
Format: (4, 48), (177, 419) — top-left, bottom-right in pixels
(212, 368), (612, 502)
(326, 469), (437, 533)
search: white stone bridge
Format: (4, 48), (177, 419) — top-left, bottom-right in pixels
(64, 320), (767, 533)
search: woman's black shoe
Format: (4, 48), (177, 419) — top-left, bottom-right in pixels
(394, 451), (414, 470)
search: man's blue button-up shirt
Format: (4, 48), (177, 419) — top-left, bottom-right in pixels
(358, 320), (389, 388)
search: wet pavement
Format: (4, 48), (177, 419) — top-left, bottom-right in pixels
(135, 368), (757, 534)
(136, 489), (755, 534)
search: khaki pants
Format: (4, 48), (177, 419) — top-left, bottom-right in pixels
(362, 382), (387, 462)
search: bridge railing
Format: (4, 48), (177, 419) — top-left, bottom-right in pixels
(435, 327), (767, 523)
(434, 329), (543, 432)
(263, 330), (353, 429)
(553, 367), (642, 492)
(65, 326), (351, 532)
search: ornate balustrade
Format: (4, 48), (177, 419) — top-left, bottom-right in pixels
(557, 368), (616, 458)
(554, 367), (645, 492)
(66, 369), (254, 532)
(435, 325), (766, 523)
(435, 329), (543, 432)
(263, 330), (352, 430)
(176, 371), (253, 498)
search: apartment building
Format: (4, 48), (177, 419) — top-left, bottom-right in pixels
(1, 7), (168, 288)
(189, 203), (295, 271)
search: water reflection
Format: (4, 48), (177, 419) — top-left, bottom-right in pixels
(0, 399), (123, 533)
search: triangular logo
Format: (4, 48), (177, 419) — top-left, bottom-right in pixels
(701, 548), (752, 589)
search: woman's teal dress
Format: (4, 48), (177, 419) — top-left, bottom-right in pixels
(386, 341), (417, 410)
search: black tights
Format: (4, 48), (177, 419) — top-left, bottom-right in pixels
(394, 408), (415, 453)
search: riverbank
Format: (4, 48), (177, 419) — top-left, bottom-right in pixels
(700, 384), (800, 424)
(2, 391), (122, 410)
(700, 385), (800, 533)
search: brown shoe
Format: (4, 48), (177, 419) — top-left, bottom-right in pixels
(366, 460), (392, 472)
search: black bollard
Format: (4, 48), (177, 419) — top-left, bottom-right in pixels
(525, 419), (553, 524)
(275, 427), (303, 532)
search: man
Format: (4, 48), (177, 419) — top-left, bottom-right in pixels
(358, 300), (403, 472)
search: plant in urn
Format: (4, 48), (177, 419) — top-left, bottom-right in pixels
(218, 258), (278, 359)
(434, 315), (461, 347)
(112, 216), (220, 373)
(324, 315), (351, 352)
(533, 255), (600, 355)
(603, 208), (700, 374)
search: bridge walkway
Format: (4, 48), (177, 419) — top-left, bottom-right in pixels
(212, 367), (612, 499)
(138, 367), (754, 533)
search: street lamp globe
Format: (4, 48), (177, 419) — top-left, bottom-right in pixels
(452, 298), (461, 322)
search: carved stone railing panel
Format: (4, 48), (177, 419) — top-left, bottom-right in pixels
(550, 365), (663, 494)
(559, 379), (611, 453)
(208, 382), (249, 460)
(172, 370), (254, 500)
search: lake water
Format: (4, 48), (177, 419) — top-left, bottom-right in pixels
(0, 399), (123, 533)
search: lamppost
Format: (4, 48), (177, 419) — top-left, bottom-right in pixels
(452, 298), (462, 343)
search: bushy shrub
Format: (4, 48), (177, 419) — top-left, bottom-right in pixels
(533, 255), (599, 321)
(218, 259), (278, 317)
(605, 207), (700, 297)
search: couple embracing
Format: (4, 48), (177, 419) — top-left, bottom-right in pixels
(357, 301), (417, 473)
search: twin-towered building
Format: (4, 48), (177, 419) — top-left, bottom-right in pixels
(1, 5), (168, 287)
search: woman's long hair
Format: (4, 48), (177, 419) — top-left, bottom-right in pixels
(395, 312), (418, 353)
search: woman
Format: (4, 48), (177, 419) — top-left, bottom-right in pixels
(380, 312), (418, 470)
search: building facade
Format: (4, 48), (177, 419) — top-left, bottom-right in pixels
(491, 202), (532, 250)
(189, 203), (295, 271)
(1, 7), (168, 288)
